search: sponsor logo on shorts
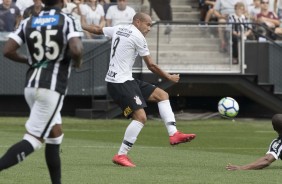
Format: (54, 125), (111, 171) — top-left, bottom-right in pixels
(124, 106), (132, 117)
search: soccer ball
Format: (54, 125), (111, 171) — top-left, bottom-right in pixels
(218, 97), (239, 118)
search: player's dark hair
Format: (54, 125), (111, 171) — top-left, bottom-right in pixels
(272, 114), (282, 134)
(42, 0), (60, 6)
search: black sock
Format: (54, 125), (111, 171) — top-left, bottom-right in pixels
(0, 140), (34, 171)
(45, 144), (61, 184)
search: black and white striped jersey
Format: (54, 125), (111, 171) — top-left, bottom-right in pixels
(9, 7), (83, 94)
(266, 136), (282, 160)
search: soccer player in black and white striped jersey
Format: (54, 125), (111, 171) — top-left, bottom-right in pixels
(226, 114), (282, 170)
(0, 0), (83, 183)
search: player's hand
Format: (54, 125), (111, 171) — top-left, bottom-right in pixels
(226, 163), (241, 171)
(168, 74), (180, 83)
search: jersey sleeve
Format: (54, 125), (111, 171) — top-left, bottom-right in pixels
(8, 19), (27, 46)
(102, 27), (115, 38)
(266, 138), (282, 160)
(135, 34), (150, 57)
(66, 15), (84, 40)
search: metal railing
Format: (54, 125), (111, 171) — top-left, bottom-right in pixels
(133, 21), (282, 75)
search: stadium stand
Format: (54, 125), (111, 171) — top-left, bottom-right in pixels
(2, 0), (282, 118)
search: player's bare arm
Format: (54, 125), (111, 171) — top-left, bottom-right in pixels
(81, 23), (104, 35)
(143, 55), (180, 83)
(69, 37), (83, 68)
(226, 154), (276, 170)
(3, 38), (28, 64)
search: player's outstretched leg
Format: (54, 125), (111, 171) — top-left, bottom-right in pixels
(112, 120), (144, 167)
(158, 100), (196, 145)
(0, 134), (42, 171)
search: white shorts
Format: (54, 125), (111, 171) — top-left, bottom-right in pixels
(24, 88), (64, 139)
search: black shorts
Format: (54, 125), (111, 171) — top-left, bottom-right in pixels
(107, 79), (156, 118)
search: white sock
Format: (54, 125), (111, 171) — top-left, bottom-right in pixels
(118, 120), (144, 155)
(158, 100), (177, 136)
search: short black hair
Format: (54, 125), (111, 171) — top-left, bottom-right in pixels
(42, 0), (60, 6)
(272, 114), (282, 135)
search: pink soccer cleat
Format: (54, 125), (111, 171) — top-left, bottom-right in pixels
(169, 131), (196, 145)
(112, 154), (136, 167)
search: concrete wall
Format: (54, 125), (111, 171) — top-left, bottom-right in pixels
(0, 39), (111, 96)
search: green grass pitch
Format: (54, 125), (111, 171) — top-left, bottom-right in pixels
(0, 117), (281, 184)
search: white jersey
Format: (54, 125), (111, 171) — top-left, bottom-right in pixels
(80, 4), (105, 25)
(103, 24), (150, 83)
(16, 0), (34, 15)
(105, 5), (136, 26)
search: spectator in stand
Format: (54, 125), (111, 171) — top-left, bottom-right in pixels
(106, 0), (135, 26)
(268, 0), (276, 12)
(204, 0), (222, 24)
(0, 0), (21, 32)
(64, 0), (93, 39)
(23, 0), (43, 19)
(149, 0), (172, 34)
(0, 0), (15, 3)
(16, 0), (34, 15)
(79, 0), (105, 38)
(214, 0), (249, 52)
(249, 0), (261, 22)
(228, 2), (252, 64)
(80, 0), (105, 27)
(274, 0), (282, 19)
(256, 0), (280, 40)
(62, 0), (77, 14)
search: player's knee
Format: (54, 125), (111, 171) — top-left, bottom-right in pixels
(134, 115), (147, 124)
(23, 134), (43, 150)
(45, 134), (64, 145)
(139, 116), (147, 123)
(152, 88), (169, 101)
(158, 90), (169, 101)
(132, 112), (147, 123)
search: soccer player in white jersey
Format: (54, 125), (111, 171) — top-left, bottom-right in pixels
(0, 0), (83, 183)
(82, 12), (196, 167)
(226, 114), (282, 170)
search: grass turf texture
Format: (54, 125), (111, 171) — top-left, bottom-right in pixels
(0, 117), (281, 184)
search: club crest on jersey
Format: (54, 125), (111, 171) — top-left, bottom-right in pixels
(32, 15), (59, 27)
(134, 96), (142, 105)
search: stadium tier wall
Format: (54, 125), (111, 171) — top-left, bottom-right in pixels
(0, 39), (111, 96)
(1, 40), (282, 95)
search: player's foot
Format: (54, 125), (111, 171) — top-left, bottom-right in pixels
(169, 131), (196, 145)
(112, 154), (136, 167)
